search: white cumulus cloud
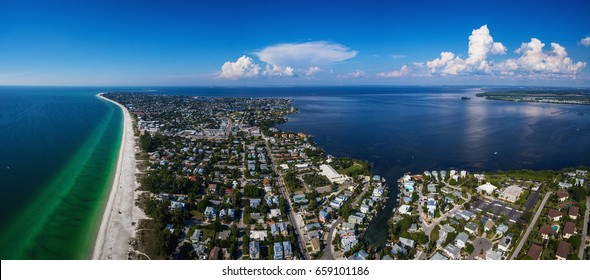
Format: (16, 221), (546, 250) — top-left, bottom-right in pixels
(377, 65), (409, 77)
(220, 56), (261, 79)
(339, 70), (365, 79)
(254, 41), (357, 69)
(426, 25), (586, 79)
(305, 66), (321, 77)
(263, 64), (295, 77)
(507, 39), (586, 76)
(219, 56), (295, 79)
(427, 25), (505, 74)
(579, 36), (590, 47)
(219, 41), (357, 79)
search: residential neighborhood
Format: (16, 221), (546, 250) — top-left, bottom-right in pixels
(387, 168), (590, 260)
(104, 92), (388, 260)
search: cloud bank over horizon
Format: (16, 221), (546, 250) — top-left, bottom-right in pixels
(219, 41), (357, 80)
(218, 26), (587, 83)
(423, 25), (585, 79)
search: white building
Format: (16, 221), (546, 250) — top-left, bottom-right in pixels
(320, 164), (347, 184)
(499, 185), (523, 203)
(476, 182), (497, 195)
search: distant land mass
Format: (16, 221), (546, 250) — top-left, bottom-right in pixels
(476, 89), (590, 105)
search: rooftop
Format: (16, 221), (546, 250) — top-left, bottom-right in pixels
(527, 244), (543, 260)
(555, 241), (571, 259)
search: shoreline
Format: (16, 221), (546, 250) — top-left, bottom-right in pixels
(92, 93), (146, 260)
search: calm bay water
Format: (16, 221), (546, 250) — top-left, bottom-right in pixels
(1, 86), (589, 258)
(276, 87), (590, 246)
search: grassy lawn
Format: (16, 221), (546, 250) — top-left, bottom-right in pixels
(338, 163), (368, 176)
(191, 210), (204, 220)
(515, 190), (530, 206)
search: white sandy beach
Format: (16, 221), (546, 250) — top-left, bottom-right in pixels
(93, 93), (146, 260)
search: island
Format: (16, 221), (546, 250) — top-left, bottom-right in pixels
(96, 91), (590, 261)
(476, 89), (590, 105)
(98, 92), (387, 260)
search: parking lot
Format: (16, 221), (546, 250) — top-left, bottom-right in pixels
(471, 199), (523, 223)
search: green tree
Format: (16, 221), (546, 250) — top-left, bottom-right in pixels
(196, 199), (208, 212)
(466, 243), (474, 254)
(430, 225), (440, 243)
(340, 203), (352, 219)
(569, 235), (581, 249)
(244, 184), (263, 197)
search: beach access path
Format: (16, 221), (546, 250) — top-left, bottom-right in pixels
(93, 93), (146, 260)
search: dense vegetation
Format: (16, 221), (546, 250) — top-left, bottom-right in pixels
(303, 173), (330, 188)
(332, 157), (371, 177)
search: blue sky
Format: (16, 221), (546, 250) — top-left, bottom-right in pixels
(1, 0), (589, 86)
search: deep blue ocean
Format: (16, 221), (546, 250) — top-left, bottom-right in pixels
(1, 85), (589, 257)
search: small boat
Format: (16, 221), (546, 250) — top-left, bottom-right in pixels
(461, 97), (471, 100)
(6, 166), (9, 170)
(494, 152), (498, 155)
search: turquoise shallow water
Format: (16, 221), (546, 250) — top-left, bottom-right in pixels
(0, 86), (122, 259)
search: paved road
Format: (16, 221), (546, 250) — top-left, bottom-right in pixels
(321, 217), (343, 260)
(424, 195), (471, 237)
(468, 237), (492, 259)
(524, 183), (542, 211)
(579, 196), (590, 259)
(321, 183), (368, 260)
(263, 135), (310, 260)
(510, 191), (553, 260)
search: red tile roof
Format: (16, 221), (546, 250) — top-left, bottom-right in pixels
(563, 222), (575, 235)
(548, 208), (562, 218)
(568, 206), (579, 217)
(539, 224), (556, 235)
(556, 191), (569, 199)
(555, 241), (570, 259)
(527, 244), (543, 260)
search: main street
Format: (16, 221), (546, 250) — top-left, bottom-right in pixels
(510, 191), (553, 259)
(263, 135), (310, 260)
